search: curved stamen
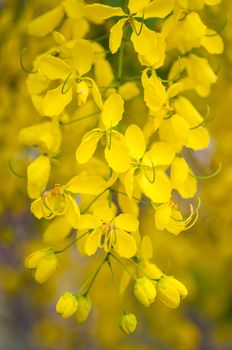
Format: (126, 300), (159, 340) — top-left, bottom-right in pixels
(20, 48), (38, 74)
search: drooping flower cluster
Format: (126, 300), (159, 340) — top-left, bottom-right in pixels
(20, 0), (223, 333)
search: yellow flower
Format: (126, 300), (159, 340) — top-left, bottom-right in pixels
(170, 54), (217, 97)
(34, 40), (103, 117)
(25, 248), (57, 283)
(56, 292), (78, 319)
(119, 313), (137, 334)
(76, 93), (130, 173)
(78, 206), (138, 258)
(123, 124), (174, 203)
(86, 0), (174, 54)
(154, 198), (199, 235)
(30, 172), (108, 227)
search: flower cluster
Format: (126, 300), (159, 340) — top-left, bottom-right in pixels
(20, 0), (223, 333)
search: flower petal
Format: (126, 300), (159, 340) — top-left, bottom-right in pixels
(109, 19), (126, 54)
(43, 84), (73, 117)
(29, 6), (64, 37)
(115, 214), (139, 232)
(125, 124), (146, 160)
(102, 93), (124, 128)
(84, 229), (102, 256)
(115, 229), (137, 258)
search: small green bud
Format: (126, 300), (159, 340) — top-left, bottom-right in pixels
(75, 294), (92, 323)
(119, 313), (137, 334)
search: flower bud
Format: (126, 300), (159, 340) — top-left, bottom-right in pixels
(134, 277), (156, 307)
(157, 276), (180, 308)
(165, 276), (188, 298)
(56, 292), (78, 319)
(25, 248), (57, 283)
(119, 313), (137, 334)
(75, 294), (92, 323)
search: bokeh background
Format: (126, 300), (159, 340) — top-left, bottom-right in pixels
(0, 1), (232, 349)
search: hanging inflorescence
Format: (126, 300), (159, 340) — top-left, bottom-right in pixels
(20, 0), (223, 334)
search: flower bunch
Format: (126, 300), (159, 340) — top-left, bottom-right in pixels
(20, 0), (223, 333)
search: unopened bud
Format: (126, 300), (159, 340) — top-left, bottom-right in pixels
(134, 277), (156, 307)
(119, 313), (137, 334)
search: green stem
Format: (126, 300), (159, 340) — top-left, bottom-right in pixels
(117, 39), (125, 82)
(8, 157), (26, 179)
(84, 254), (109, 295)
(129, 258), (160, 282)
(108, 258), (127, 314)
(81, 188), (108, 214)
(110, 253), (134, 279)
(110, 189), (149, 206)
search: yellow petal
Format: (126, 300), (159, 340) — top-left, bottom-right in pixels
(84, 229), (102, 256)
(29, 6), (64, 37)
(93, 205), (115, 222)
(131, 24), (158, 56)
(104, 137), (130, 173)
(177, 175), (197, 199)
(76, 130), (102, 164)
(35, 252), (57, 283)
(125, 124), (146, 160)
(62, 0), (86, 19)
(25, 249), (47, 269)
(86, 4), (124, 24)
(140, 235), (153, 260)
(71, 40), (94, 75)
(65, 173), (107, 195)
(124, 168), (135, 199)
(38, 56), (72, 80)
(43, 217), (72, 244)
(115, 229), (137, 258)
(155, 204), (172, 230)
(43, 84), (73, 117)
(159, 114), (189, 146)
(147, 142), (175, 166)
(27, 156), (50, 199)
(109, 19), (125, 54)
(201, 30), (224, 54)
(139, 173), (172, 203)
(187, 127), (210, 150)
(171, 157), (189, 187)
(115, 214), (139, 232)
(128, 0), (150, 14)
(102, 93), (124, 128)
(144, 0), (174, 19)
(27, 72), (49, 95)
(65, 195), (80, 229)
(78, 215), (102, 230)
(142, 70), (166, 111)
(174, 96), (203, 128)
(118, 82), (140, 101)
(30, 197), (44, 219)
